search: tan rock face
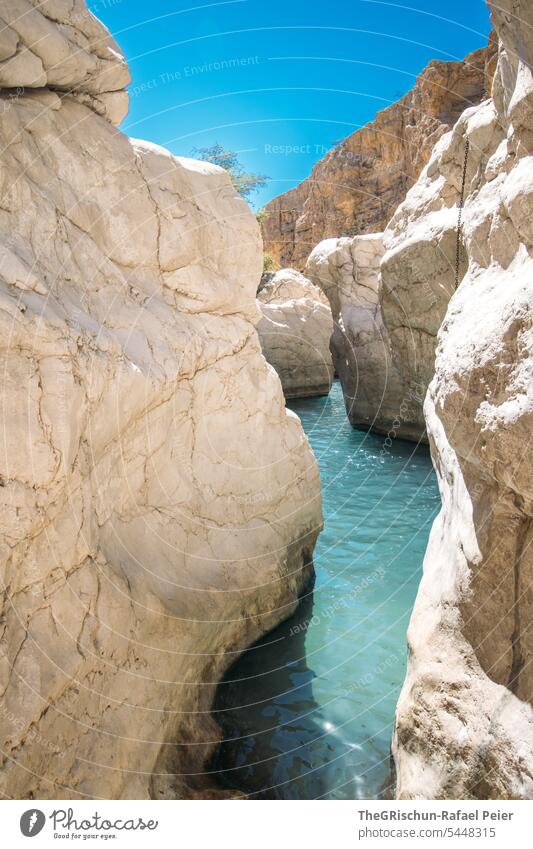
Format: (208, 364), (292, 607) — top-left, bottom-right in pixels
(0, 4), (322, 799)
(0, 0), (131, 124)
(393, 0), (533, 799)
(262, 39), (496, 273)
(257, 268), (334, 398)
(307, 233), (425, 438)
(305, 45), (501, 445)
(379, 94), (505, 440)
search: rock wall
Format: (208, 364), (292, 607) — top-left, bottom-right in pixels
(378, 95), (504, 440)
(307, 234), (425, 437)
(0, 3), (322, 799)
(262, 39), (496, 272)
(393, 0), (533, 798)
(306, 49), (502, 444)
(257, 269), (334, 399)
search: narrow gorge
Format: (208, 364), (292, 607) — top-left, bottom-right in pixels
(0, 0), (531, 804)
(211, 382), (439, 799)
(258, 0), (533, 799)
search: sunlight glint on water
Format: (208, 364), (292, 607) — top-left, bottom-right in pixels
(212, 381), (440, 799)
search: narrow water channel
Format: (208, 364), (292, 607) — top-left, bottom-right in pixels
(211, 381), (440, 799)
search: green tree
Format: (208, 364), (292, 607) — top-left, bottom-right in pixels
(190, 143), (267, 202)
(263, 253), (277, 273)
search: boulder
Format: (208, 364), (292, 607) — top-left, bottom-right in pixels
(0, 0), (130, 124)
(307, 234), (425, 438)
(257, 268), (334, 399)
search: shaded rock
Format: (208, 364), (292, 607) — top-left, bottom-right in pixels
(257, 268), (334, 399)
(257, 270), (276, 295)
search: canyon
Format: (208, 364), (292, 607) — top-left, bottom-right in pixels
(297, 36), (499, 442)
(0, 0), (531, 804)
(263, 0), (533, 799)
(261, 36), (496, 272)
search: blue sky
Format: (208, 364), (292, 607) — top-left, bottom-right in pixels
(88, 0), (492, 209)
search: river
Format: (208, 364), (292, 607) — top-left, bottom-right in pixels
(211, 381), (440, 799)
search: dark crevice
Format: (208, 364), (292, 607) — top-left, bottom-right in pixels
(508, 517), (531, 695)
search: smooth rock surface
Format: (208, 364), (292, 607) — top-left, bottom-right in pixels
(0, 3), (322, 800)
(393, 0), (533, 799)
(257, 268), (334, 398)
(379, 96), (504, 440)
(307, 234), (425, 438)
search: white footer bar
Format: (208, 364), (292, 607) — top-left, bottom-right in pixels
(5, 799), (532, 847)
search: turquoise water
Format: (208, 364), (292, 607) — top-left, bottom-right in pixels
(211, 381), (440, 799)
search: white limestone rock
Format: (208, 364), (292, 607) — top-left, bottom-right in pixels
(307, 233), (425, 439)
(379, 95), (505, 442)
(256, 268), (334, 399)
(393, 0), (533, 799)
(0, 4), (322, 800)
(0, 0), (130, 124)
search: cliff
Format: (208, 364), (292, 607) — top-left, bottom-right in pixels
(392, 0), (533, 798)
(262, 38), (496, 272)
(0, 1), (322, 799)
